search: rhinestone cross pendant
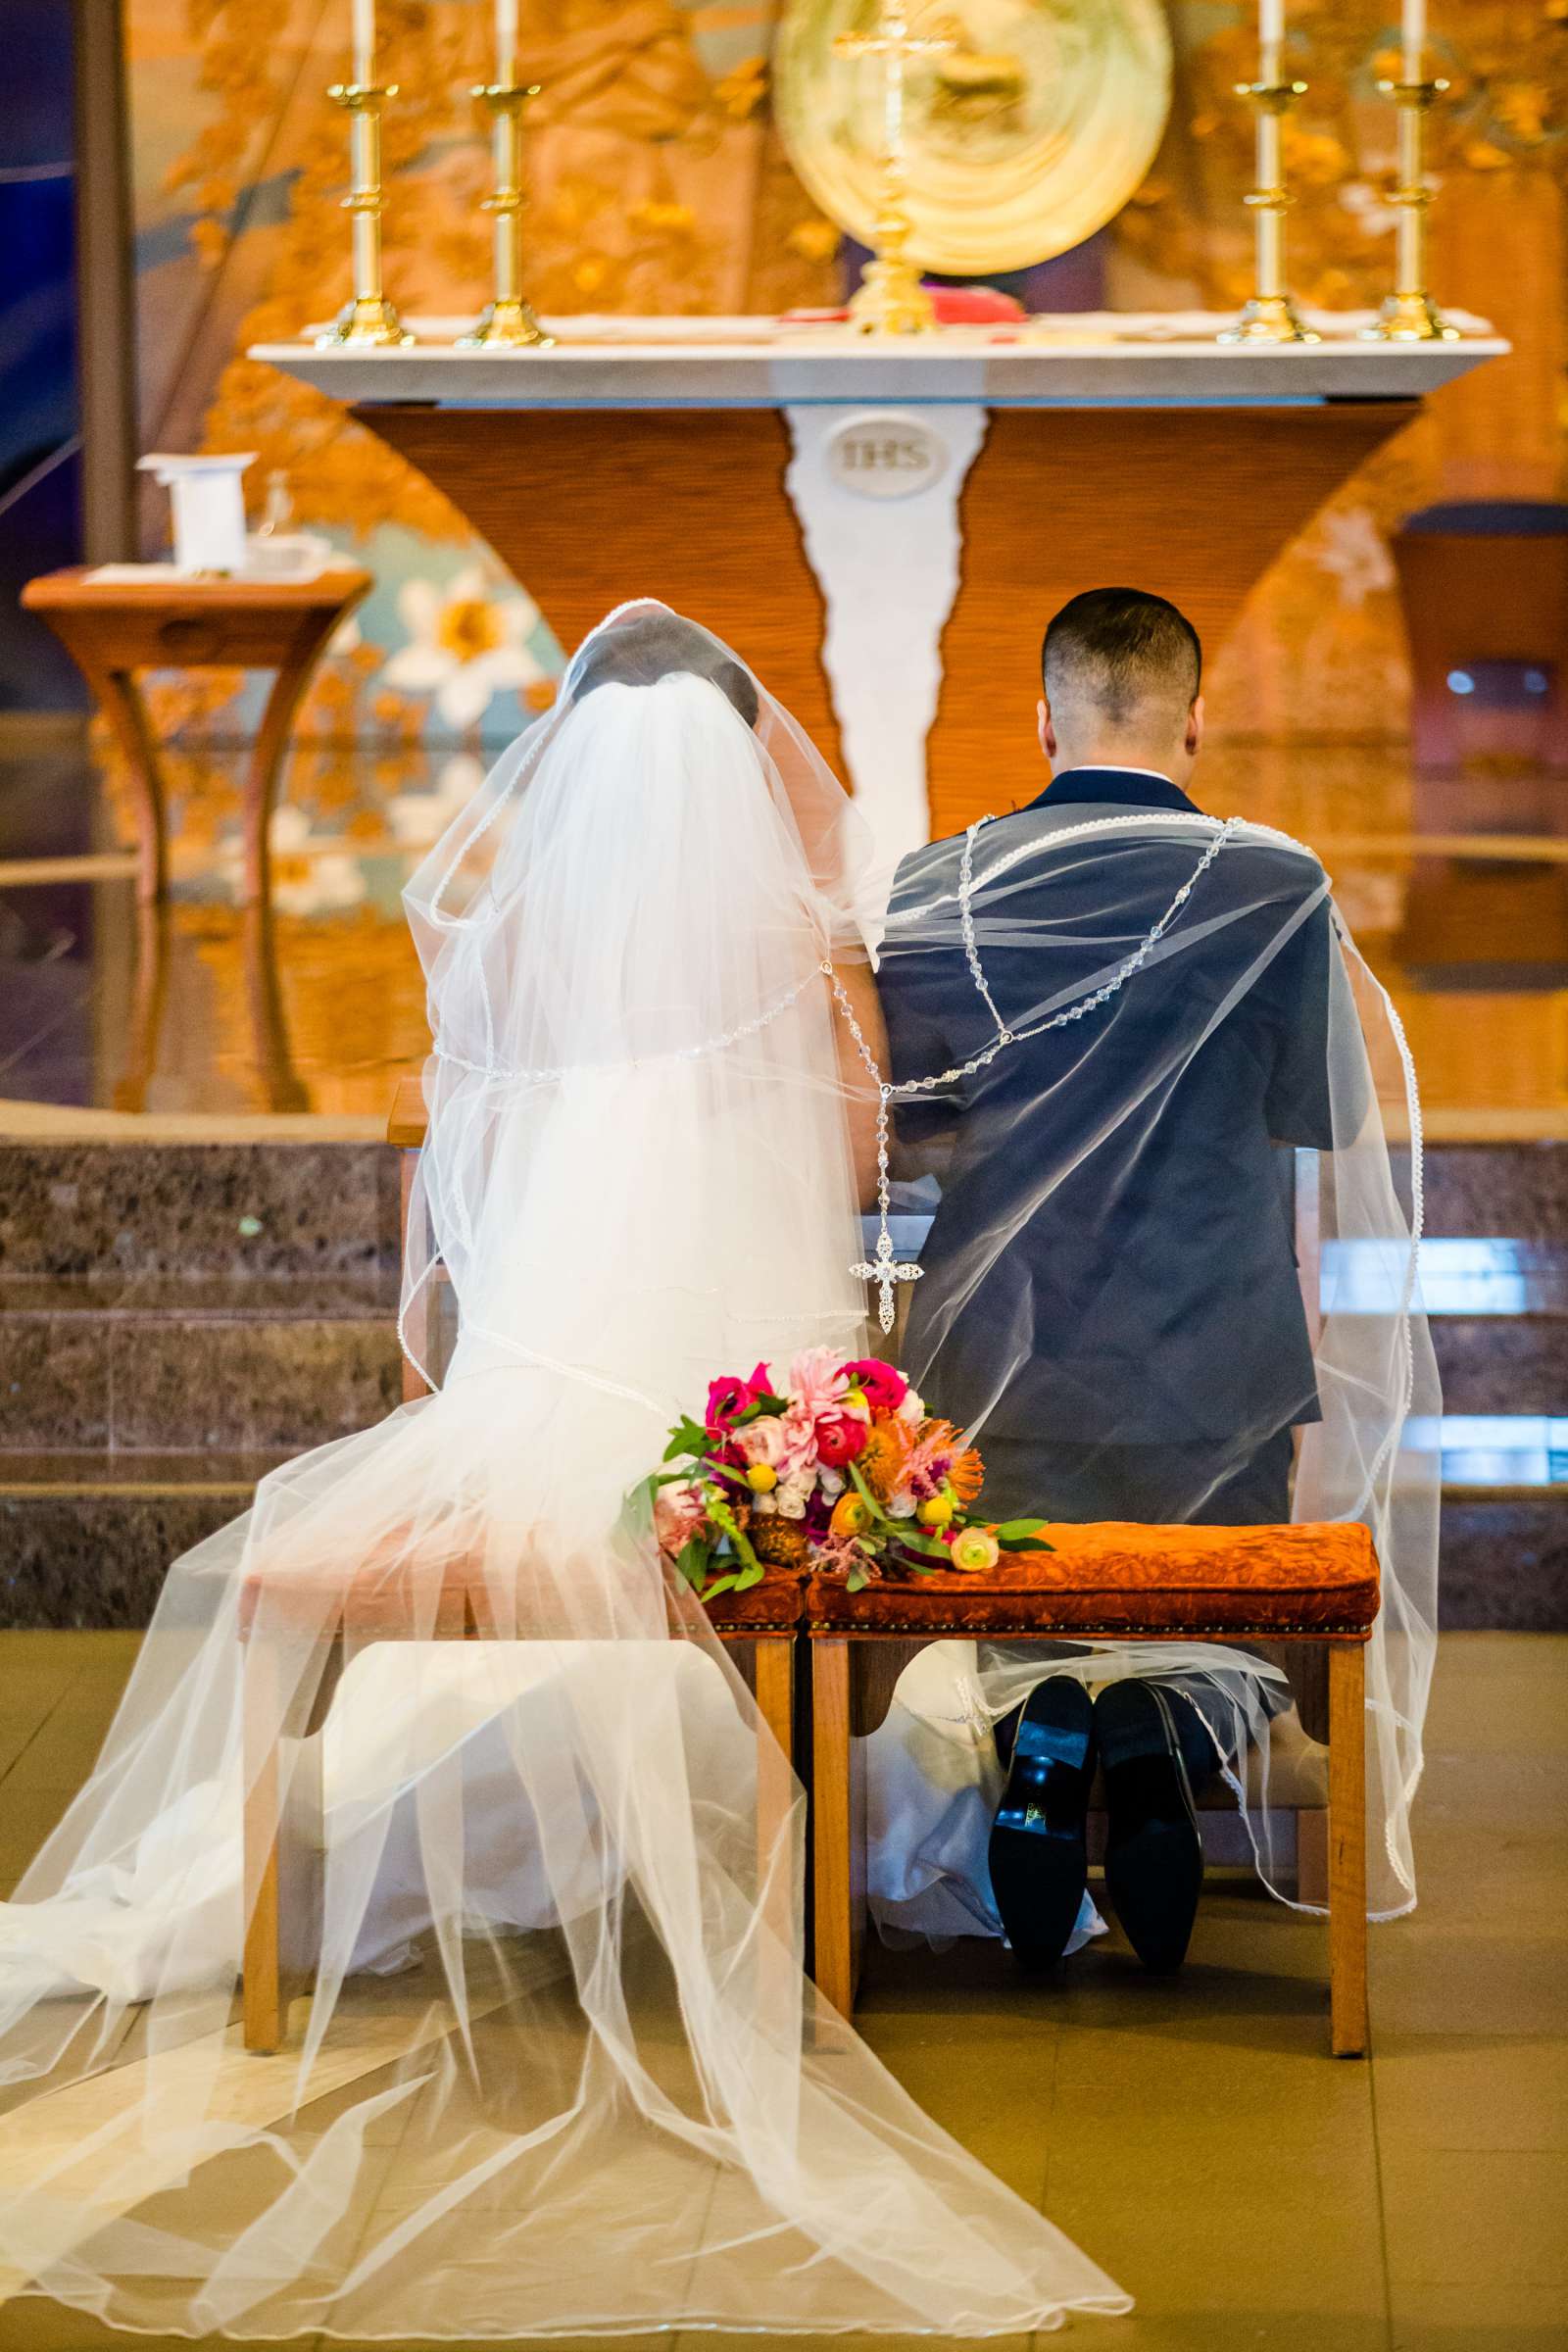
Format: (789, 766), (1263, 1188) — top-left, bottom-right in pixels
(852, 1228), (923, 1334)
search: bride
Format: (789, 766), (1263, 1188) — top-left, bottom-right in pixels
(0, 604), (1128, 2339)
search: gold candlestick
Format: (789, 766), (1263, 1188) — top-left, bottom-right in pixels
(1217, 77), (1318, 346)
(834, 3), (953, 337)
(316, 80), (413, 349)
(1364, 78), (1459, 341)
(460, 81), (552, 350)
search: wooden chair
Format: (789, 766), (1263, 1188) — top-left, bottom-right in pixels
(806, 1521), (1380, 2058)
(237, 1085), (804, 2054)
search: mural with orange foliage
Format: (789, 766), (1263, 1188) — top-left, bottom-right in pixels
(119, 0), (1567, 808)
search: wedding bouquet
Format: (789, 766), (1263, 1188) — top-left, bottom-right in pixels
(641, 1346), (1049, 1599)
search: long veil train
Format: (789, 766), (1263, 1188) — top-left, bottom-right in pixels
(0, 605), (1129, 2338)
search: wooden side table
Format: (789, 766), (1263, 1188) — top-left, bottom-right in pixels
(21, 565), (372, 905)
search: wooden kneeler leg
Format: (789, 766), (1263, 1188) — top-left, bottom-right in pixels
(748, 1636), (797, 2024)
(242, 1639), (285, 2055)
(242, 1638), (328, 2054)
(1328, 1642), (1368, 2058)
(810, 1638), (855, 2017)
(751, 1635), (794, 1767)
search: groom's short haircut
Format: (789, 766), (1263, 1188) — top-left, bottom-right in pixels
(1042, 588), (1202, 730)
(573, 610), (760, 729)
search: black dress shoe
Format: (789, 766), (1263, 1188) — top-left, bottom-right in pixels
(1095, 1679), (1209, 1976)
(987, 1678), (1096, 1971)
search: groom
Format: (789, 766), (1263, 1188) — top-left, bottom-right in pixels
(875, 587), (1336, 1975)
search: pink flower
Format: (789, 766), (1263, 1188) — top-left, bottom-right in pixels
(777, 1403), (818, 1474)
(815, 1413), (869, 1468)
(845, 1358), (909, 1413)
(896, 1387), (925, 1425)
(734, 1415), (788, 1469)
(654, 1482), (709, 1555)
(785, 1347), (850, 1422)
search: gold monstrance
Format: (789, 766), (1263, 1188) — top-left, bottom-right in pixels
(833, 3), (955, 335)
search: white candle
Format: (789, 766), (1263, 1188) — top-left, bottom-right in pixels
(1259, 0), (1285, 80)
(1402, 0), (1426, 79)
(496, 0), (517, 83)
(351, 0), (375, 83)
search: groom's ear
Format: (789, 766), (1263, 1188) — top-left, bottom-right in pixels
(1185, 694), (1206, 759)
(1037, 698), (1056, 761)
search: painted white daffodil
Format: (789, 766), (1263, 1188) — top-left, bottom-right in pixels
(384, 569), (547, 730)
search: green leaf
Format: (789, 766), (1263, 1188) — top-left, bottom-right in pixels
(662, 1417), (709, 1464)
(997, 1532), (1054, 1554)
(675, 1537), (712, 1592)
(734, 1559), (765, 1592)
(701, 1571), (741, 1601)
(894, 1527), (955, 1559)
(992, 1517), (1049, 1541)
(705, 1494), (762, 1586)
(846, 1566), (868, 1593)
(848, 1462), (895, 1524)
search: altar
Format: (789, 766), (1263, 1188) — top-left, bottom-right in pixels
(260, 316), (1504, 866)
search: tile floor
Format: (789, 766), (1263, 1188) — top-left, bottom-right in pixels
(0, 1630), (1562, 2351)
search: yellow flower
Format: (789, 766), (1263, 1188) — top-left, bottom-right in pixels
(747, 1463), (778, 1494)
(951, 1528), (1001, 1575)
(830, 1493), (873, 1540)
(918, 1492), (955, 1530)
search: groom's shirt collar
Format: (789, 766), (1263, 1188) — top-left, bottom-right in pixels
(1025, 765), (1200, 815)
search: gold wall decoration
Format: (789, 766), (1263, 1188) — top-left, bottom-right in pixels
(774, 0), (1172, 273)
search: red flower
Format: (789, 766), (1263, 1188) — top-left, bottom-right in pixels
(815, 1413), (869, 1467)
(845, 1358), (909, 1413)
(706, 1361), (773, 1429)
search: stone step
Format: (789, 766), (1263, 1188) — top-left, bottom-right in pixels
(1440, 1494), (1568, 1631)
(0, 1141), (1562, 1630)
(0, 1301), (402, 1453)
(1431, 1317), (1568, 1413)
(0, 1140), (404, 1454)
(1409, 1143), (1568, 1242)
(0, 1141), (400, 1293)
(0, 1452), (287, 1629)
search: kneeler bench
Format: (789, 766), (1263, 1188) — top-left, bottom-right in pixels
(807, 1520), (1380, 2058)
(238, 1550), (803, 2053)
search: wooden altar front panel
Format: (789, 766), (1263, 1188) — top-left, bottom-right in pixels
(361, 399), (1416, 841)
(361, 406), (844, 775)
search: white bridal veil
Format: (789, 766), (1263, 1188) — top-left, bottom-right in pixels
(0, 605), (1128, 2338)
(873, 807), (1440, 1924)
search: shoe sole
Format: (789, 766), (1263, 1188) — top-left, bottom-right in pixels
(987, 1681), (1094, 1971)
(1102, 1684), (1204, 1975)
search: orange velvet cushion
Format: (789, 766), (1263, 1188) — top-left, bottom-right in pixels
(806, 1521), (1380, 1641)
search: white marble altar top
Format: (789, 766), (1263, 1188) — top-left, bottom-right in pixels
(255, 310), (1506, 409)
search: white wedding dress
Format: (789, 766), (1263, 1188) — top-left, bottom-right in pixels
(0, 606), (1128, 2339)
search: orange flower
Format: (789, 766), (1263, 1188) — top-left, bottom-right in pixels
(950, 1447), (985, 1506)
(830, 1493), (873, 1541)
(858, 1420), (910, 1502)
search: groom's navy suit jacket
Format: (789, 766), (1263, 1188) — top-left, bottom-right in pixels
(878, 768), (1337, 1453)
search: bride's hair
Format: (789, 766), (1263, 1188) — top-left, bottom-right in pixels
(568, 608), (760, 728)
